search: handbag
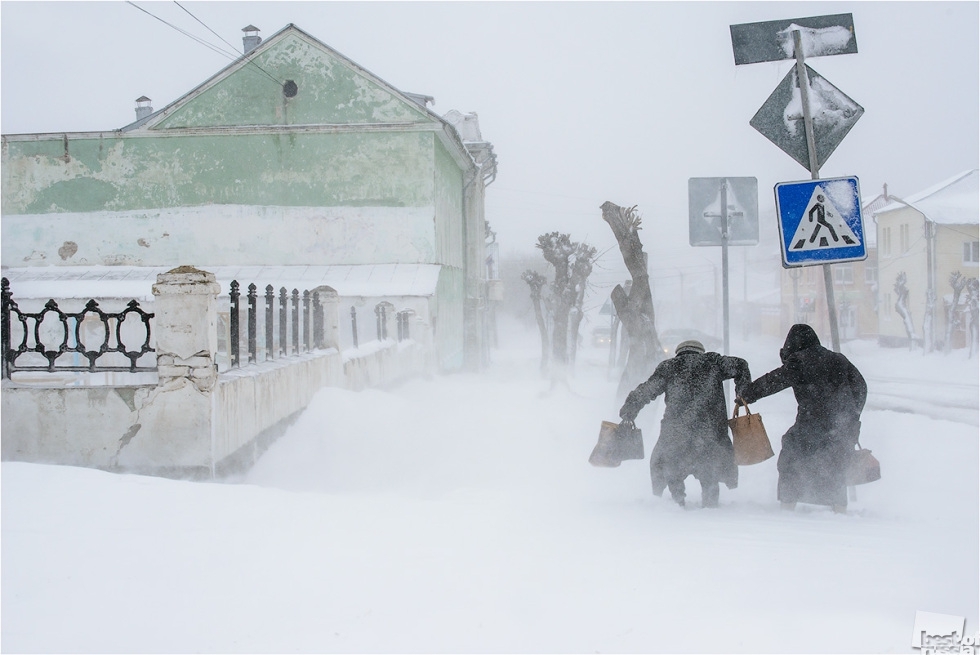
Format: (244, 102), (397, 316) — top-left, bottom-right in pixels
(589, 420), (644, 467)
(846, 441), (881, 485)
(728, 398), (775, 466)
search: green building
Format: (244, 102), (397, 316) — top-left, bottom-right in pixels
(1, 24), (497, 371)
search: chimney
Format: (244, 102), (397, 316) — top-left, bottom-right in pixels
(242, 25), (261, 54)
(135, 96), (153, 121)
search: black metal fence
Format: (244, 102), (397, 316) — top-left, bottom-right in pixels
(348, 304), (412, 349)
(2, 276), (418, 378)
(1, 277), (155, 379)
(225, 281), (324, 369)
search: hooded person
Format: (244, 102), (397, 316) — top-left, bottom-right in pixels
(619, 339), (751, 508)
(739, 324), (867, 512)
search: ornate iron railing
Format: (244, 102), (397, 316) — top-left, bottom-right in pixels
(1, 277), (155, 379)
(226, 280), (324, 369)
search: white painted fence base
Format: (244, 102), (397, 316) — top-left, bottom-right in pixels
(1, 267), (427, 478)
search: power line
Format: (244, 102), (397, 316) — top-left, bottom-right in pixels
(126, 1), (285, 88)
(174, 1), (241, 57)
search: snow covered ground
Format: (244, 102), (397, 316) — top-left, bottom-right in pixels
(2, 318), (977, 653)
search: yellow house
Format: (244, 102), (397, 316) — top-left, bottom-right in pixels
(874, 169), (979, 351)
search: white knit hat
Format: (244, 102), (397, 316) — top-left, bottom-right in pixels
(675, 339), (705, 355)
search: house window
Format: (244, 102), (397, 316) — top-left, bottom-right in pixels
(865, 264), (878, 285)
(964, 241), (979, 265)
(881, 226), (891, 257)
(834, 264), (854, 285)
(900, 224), (910, 253)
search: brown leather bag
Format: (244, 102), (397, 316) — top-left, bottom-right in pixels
(589, 420), (644, 467)
(846, 440), (881, 485)
(728, 398), (775, 466)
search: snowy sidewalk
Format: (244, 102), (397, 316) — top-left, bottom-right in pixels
(1, 324), (977, 653)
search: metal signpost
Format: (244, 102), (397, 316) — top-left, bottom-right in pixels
(688, 177), (759, 354)
(730, 13), (862, 352)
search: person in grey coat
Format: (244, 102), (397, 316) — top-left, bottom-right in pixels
(619, 339), (751, 508)
(739, 324), (867, 512)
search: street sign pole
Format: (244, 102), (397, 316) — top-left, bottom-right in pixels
(721, 179), (731, 355)
(688, 176), (759, 357)
(793, 29), (841, 352)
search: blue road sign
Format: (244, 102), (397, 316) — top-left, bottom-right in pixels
(774, 176), (866, 267)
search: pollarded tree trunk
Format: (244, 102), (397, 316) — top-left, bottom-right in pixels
(568, 242), (597, 370)
(894, 272), (917, 349)
(600, 202), (665, 399)
(967, 278), (979, 359)
(944, 271), (967, 354)
(536, 232), (596, 386)
(522, 270), (549, 375)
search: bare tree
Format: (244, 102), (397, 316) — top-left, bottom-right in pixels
(967, 278), (979, 359)
(923, 288), (936, 354)
(894, 272), (917, 349)
(943, 271), (968, 354)
(567, 241), (597, 370)
(535, 232), (596, 385)
(600, 201), (664, 398)
(521, 269), (549, 374)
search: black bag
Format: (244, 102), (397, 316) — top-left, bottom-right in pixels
(589, 420), (644, 467)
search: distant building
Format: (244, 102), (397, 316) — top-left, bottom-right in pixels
(1, 24), (497, 371)
(874, 169), (979, 351)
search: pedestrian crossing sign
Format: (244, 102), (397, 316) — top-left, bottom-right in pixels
(774, 176), (867, 268)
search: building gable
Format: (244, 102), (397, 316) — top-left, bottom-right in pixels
(139, 25), (433, 130)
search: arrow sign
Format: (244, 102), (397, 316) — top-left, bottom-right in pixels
(688, 177), (759, 246)
(750, 64), (863, 171)
(730, 14), (857, 65)
(775, 176), (866, 267)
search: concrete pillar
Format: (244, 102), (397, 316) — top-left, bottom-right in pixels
(314, 285), (340, 350)
(115, 266), (221, 474)
(152, 266), (221, 391)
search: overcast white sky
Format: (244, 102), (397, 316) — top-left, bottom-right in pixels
(2, 1), (977, 269)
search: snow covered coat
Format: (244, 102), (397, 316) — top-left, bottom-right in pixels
(620, 351), (751, 494)
(740, 324), (867, 507)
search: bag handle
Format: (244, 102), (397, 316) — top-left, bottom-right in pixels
(731, 396), (753, 420)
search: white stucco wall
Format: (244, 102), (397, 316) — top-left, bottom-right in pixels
(2, 205), (438, 268)
(1, 340), (425, 474)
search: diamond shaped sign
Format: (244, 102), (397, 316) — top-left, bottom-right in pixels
(750, 64), (863, 171)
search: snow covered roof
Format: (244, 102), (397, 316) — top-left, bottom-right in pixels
(876, 169), (979, 225)
(1, 264), (442, 301)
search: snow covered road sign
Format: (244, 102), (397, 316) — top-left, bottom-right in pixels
(775, 177), (866, 267)
(750, 64), (864, 171)
(730, 14), (857, 65)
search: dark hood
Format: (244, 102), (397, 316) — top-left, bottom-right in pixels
(780, 324), (821, 363)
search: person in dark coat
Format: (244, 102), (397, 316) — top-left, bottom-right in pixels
(740, 324), (867, 512)
(619, 339), (751, 508)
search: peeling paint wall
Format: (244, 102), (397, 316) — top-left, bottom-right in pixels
(2, 131), (434, 216)
(154, 32), (429, 129)
(2, 130), (443, 267)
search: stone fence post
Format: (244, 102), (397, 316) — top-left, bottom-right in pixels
(152, 266), (221, 390)
(314, 285), (340, 350)
(114, 266), (221, 474)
